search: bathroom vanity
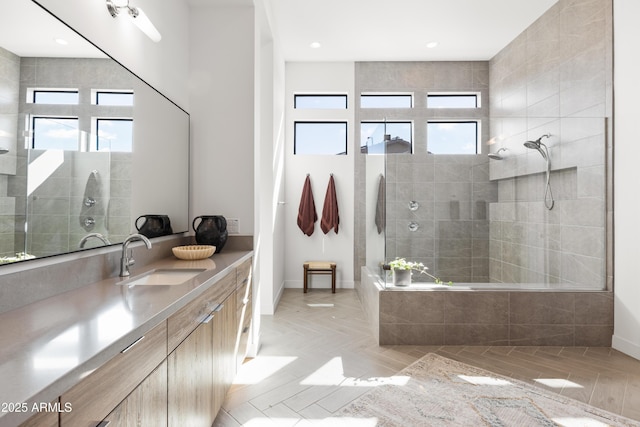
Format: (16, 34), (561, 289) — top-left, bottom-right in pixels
(0, 251), (253, 427)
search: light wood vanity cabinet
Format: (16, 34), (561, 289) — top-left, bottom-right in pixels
(102, 360), (168, 427)
(18, 405), (58, 427)
(168, 312), (216, 427)
(17, 257), (253, 427)
(236, 258), (253, 368)
(59, 320), (167, 427)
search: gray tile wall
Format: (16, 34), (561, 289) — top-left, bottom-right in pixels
(488, 0), (612, 289)
(355, 61), (493, 283)
(0, 47), (19, 258)
(377, 288), (613, 346)
(7, 58), (133, 257)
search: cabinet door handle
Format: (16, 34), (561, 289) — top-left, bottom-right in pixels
(121, 336), (145, 354)
(202, 313), (215, 324)
(96, 421), (111, 427)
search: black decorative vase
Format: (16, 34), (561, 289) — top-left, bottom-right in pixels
(135, 214), (173, 238)
(192, 215), (228, 253)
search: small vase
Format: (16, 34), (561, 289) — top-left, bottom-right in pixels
(392, 269), (411, 287)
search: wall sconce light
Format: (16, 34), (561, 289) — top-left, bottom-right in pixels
(106, 0), (162, 42)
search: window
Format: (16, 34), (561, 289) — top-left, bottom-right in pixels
(96, 119), (133, 152)
(360, 94), (412, 108)
(294, 95), (347, 109)
(294, 122), (347, 155)
(32, 117), (79, 150)
(96, 91), (134, 106)
(427, 121), (479, 154)
(427, 93), (479, 108)
(32, 90), (79, 105)
(361, 122), (412, 154)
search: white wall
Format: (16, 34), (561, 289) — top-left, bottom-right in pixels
(34, 0), (190, 110)
(189, 3), (255, 236)
(284, 62), (355, 291)
(254, 0), (286, 316)
(612, 0), (640, 360)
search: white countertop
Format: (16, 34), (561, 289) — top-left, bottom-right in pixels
(0, 250), (252, 427)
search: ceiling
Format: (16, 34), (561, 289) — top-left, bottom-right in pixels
(263, 0), (559, 62)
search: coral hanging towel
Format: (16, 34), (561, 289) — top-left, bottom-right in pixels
(321, 174), (339, 234)
(297, 175), (317, 236)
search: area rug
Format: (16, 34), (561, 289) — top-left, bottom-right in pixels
(338, 353), (640, 426)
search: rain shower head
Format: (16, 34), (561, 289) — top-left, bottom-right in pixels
(488, 147), (507, 160)
(0, 147), (8, 155)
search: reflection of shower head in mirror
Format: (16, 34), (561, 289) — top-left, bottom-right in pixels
(0, 147), (9, 155)
(488, 147), (507, 160)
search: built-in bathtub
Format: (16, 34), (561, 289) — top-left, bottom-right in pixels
(356, 266), (613, 347)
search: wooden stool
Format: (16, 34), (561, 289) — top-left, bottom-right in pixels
(303, 262), (336, 293)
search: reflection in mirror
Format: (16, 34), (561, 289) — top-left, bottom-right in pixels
(0, 0), (189, 264)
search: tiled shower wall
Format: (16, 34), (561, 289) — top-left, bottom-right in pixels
(7, 58), (133, 256)
(488, 0), (612, 288)
(0, 47), (19, 258)
(355, 61), (495, 283)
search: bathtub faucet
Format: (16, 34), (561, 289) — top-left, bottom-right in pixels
(120, 233), (152, 277)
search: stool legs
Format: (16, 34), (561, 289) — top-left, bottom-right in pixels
(303, 264), (309, 293)
(331, 265), (336, 293)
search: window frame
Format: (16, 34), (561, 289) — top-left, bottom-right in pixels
(426, 120), (480, 155)
(293, 121), (348, 155)
(93, 90), (135, 106)
(360, 93), (413, 109)
(294, 94), (347, 109)
(426, 92), (481, 109)
(30, 89), (79, 105)
(31, 115), (80, 150)
(95, 117), (134, 152)
(360, 121), (414, 154)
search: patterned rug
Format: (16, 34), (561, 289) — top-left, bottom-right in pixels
(338, 353), (640, 426)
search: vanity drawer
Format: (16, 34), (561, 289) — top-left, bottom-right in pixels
(236, 258), (252, 290)
(167, 272), (236, 353)
(60, 320), (167, 427)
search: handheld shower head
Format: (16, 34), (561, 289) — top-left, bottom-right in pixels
(524, 134), (550, 160)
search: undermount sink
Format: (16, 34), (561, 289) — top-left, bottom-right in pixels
(120, 268), (206, 286)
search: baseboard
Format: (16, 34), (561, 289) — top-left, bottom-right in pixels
(612, 334), (640, 361)
(273, 280), (285, 309)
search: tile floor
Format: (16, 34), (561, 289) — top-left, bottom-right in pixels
(213, 289), (640, 426)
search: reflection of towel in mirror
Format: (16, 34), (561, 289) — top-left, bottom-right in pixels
(321, 175), (339, 234)
(375, 174), (385, 234)
(297, 175), (317, 236)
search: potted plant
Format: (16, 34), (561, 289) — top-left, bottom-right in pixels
(387, 258), (451, 286)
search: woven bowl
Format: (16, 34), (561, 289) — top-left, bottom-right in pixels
(172, 245), (216, 260)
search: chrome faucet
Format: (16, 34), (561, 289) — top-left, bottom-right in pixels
(79, 232), (111, 248)
(120, 234), (152, 277)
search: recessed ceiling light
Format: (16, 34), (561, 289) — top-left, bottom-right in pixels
(54, 38), (69, 45)
(426, 41), (438, 49)
(310, 42), (321, 49)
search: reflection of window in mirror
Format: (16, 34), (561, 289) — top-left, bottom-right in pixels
(96, 118), (133, 152)
(31, 90), (79, 105)
(95, 91), (134, 106)
(361, 121), (412, 154)
(31, 117), (80, 150)
(427, 121), (479, 154)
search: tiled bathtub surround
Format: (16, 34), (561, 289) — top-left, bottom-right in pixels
(358, 267), (613, 347)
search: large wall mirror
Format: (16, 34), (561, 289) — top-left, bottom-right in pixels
(0, 0), (189, 264)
